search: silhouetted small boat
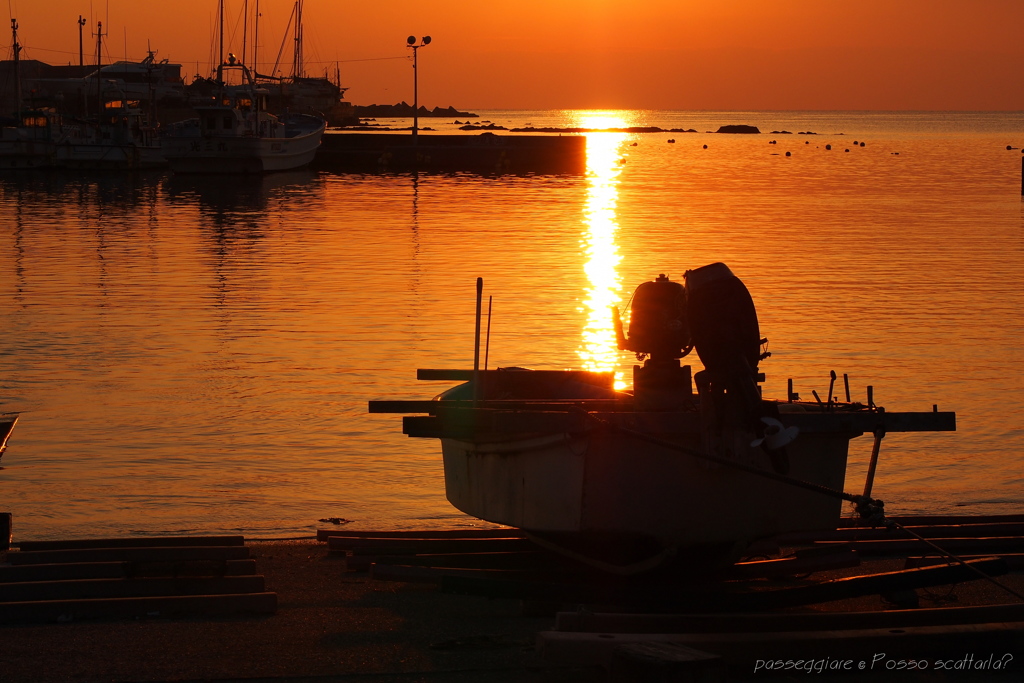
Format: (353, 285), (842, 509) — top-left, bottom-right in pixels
(370, 265), (956, 572)
(0, 413), (18, 459)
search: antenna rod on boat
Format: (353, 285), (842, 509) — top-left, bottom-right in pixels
(253, 0), (260, 74)
(218, 0), (224, 74)
(484, 295), (493, 371)
(11, 19), (21, 112)
(95, 21), (105, 119)
(473, 278), (483, 405)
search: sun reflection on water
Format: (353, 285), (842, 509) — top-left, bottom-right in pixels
(574, 112), (631, 388)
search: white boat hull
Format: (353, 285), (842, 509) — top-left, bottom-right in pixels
(55, 143), (165, 170)
(161, 127), (323, 174)
(441, 421), (854, 557)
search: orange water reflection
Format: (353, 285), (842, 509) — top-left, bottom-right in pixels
(573, 112), (632, 388)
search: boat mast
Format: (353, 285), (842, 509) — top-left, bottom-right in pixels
(253, 0), (259, 75)
(95, 21), (105, 119)
(292, 0), (303, 79)
(218, 0), (224, 82)
(242, 0), (248, 66)
(10, 19), (21, 112)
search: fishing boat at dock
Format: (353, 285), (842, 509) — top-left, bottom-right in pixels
(370, 264), (956, 572)
(161, 55), (325, 174)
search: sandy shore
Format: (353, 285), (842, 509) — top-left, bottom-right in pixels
(0, 540), (553, 683)
(3, 538), (1023, 682)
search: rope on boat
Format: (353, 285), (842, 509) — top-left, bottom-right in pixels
(580, 411), (1024, 603)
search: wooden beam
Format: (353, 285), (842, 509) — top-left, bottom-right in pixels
(7, 546), (251, 565)
(441, 557), (1007, 610)
(327, 536), (535, 556)
(0, 592), (278, 624)
(538, 622), (1024, 671)
(0, 575), (266, 602)
(837, 514), (1024, 528)
(0, 559), (257, 583)
(814, 537), (1024, 556)
(555, 603), (1024, 634)
(370, 398), (628, 414)
(315, 528), (521, 542)
(775, 523), (1024, 544)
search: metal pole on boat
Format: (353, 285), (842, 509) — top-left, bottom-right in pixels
(862, 428), (886, 499)
(484, 295), (493, 371)
(473, 278), (483, 405)
(11, 20), (21, 112)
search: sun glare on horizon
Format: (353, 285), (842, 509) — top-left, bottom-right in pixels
(576, 112), (630, 388)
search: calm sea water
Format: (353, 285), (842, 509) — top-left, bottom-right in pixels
(1, 110), (1022, 540)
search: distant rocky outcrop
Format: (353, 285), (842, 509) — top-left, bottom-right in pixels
(716, 124), (761, 134)
(351, 102), (478, 119)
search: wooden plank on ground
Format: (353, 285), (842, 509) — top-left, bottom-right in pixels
(836, 514), (1024, 528)
(776, 523), (1024, 544)
(7, 546), (251, 565)
(348, 551), (558, 573)
(0, 575), (266, 602)
(555, 603), (1024, 634)
(0, 559), (257, 583)
(538, 622), (1024, 671)
(610, 642), (726, 683)
(327, 536), (535, 556)
(0, 592), (278, 624)
(441, 558), (1007, 610)
(905, 554), (1024, 571)
(370, 563), (589, 585)
(815, 537), (1024, 556)
(725, 547), (860, 579)
(16, 536), (245, 552)
(315, 528), (521, 542)
(370, 399), (626, 414)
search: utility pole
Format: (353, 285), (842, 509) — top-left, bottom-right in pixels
(78, 16), (86, 66)
(406, 36), (431, 146)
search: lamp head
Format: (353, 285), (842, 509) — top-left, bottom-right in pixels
(407, 36), (416, 45)
(422, 36), (432, 45)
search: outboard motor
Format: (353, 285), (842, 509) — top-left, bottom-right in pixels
(683, 263), (790, 472)
(684, 263), (761, 378)
(616, 274), (690, 361)
(614, 274), (694, 410)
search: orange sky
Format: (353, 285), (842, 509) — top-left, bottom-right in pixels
(7, 0), (1024, 110)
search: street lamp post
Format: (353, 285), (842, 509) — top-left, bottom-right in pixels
(406, 35), (431, 144)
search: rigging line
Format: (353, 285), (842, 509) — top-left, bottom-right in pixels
(890, 520), (1024, 604)
(585, 409), (1024, 603)
(583, 411), (862, 504)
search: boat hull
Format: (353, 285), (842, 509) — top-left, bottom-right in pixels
(55, 143), (165, 170)
(441, 421), (854, 557)
(161, 127), (324, 174)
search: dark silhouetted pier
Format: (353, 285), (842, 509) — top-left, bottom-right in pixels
(312, 132), (586, 174)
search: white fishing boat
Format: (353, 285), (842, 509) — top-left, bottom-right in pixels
(370, 264), (956, 572)
(161, 56), (325, 174)
(55, 98), (164, 170)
